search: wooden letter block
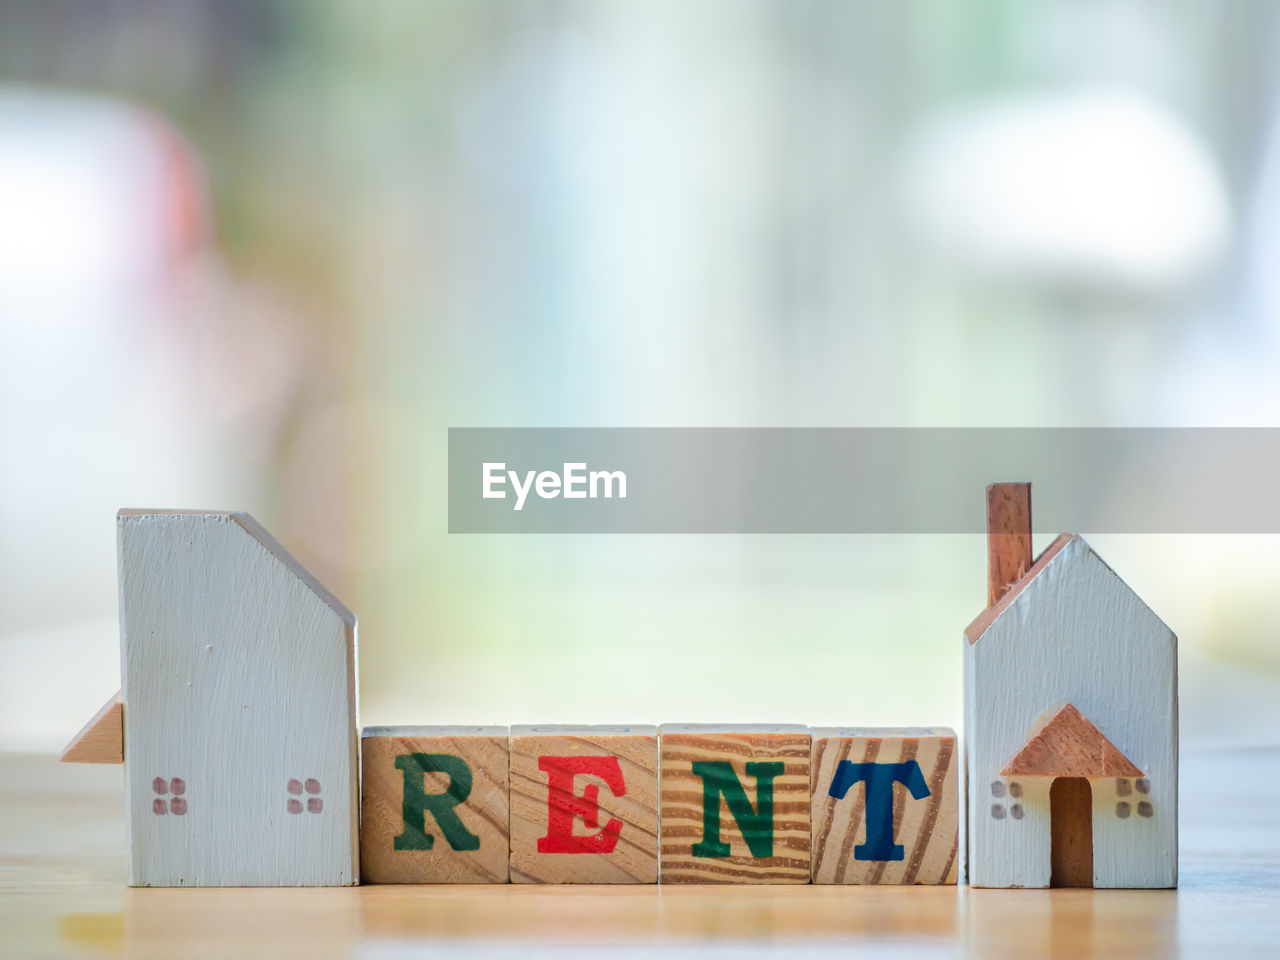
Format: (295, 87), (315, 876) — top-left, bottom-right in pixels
(509, 725), (658, 883)
(810, 727), (958, 884)
(360, 726), (510, 883)
(660, 724), (811, 883)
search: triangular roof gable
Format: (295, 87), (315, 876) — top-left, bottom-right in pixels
(1000, 703), (1144, 777)
(965, 533), (1076, 643)
(965, 533), (1169, 645)
(230, 512), (356, 629)
(116, 509), (355, 629)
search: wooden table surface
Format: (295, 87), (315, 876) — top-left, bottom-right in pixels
(2, 748), (1277, 959)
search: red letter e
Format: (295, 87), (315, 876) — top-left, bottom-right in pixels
(536, 755), (626, 854)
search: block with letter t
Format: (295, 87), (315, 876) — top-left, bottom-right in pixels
(810, 727), (958, 884)
(508, 725), (659, 883)
(660, 724), (811, 883)
(359, 726), (511, 883)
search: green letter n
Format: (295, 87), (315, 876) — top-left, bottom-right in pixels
(690, 760), (784, 859)
(393, 753), (481, 852)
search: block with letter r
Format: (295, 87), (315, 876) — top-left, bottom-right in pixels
(810, 727), (958, 884)
(659, 724), (811, 883)
(359, 726), (510, 883)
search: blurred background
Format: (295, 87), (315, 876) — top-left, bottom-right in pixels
(2, 0), (1279, 751)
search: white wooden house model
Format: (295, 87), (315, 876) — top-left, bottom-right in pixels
(965, 488), (1177, 889)
(65, 510), (360, 886)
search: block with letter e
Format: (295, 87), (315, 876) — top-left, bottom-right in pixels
(509, 725), (659, 883)
(810, 727), (958, 884)
(660, 724), (811, 883)
(360, 726), (510, 883)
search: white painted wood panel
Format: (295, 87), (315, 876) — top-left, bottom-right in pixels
(118, 511), (358, 886)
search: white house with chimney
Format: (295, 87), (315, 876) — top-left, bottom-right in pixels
(965, 487), (1177, 889)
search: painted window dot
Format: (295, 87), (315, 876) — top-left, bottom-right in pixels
(1009, 782), (1023, 798)
(1117, 802), (1131, 819)
(151, 775), (187, 814)
(1010, 804), (1024, 820)
(991, 804), (1006, 820)
(1117, 778), (1132, 797)
(1138, 801), (1154, 818)
(1136, 778), (1151, 795)
(287, 779), (324, 813)
(990, 781), (1006, 798)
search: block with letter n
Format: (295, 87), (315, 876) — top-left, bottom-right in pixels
(359, 726), (510, 883)
(810, 727), (958, 884)
(660, 724), (811, 883)
(509, 725), (659, 883)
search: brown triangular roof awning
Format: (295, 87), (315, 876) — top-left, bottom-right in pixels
(1000, 703), (1143, 778)
(61, 689), (123, 764)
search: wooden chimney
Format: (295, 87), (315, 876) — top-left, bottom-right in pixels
(986, 482), (1032, 607)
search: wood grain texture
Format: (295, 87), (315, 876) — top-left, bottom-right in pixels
(1050, 777), (1093, 887)
(660, 725), (810, 884)
(509, 725), (658, 884)
(118, 510), (359, 886)
(360, 727), (509, 884)
(965, 533), (1177, 889)
(1001, 704), (1144, 778)
(986, 482), (1033, 607)
(61, 690), (123, 764)
(811, 728), (958, 885)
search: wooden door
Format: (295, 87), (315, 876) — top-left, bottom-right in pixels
(1050, 777), (1093, 887)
